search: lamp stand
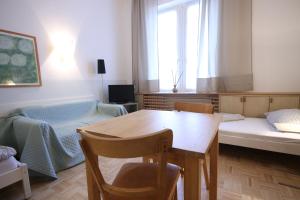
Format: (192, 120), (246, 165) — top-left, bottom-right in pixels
(101, 74), (105, 103)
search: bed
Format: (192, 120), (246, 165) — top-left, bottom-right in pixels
(218, 94), (300, 156)
(0, 149), (31, 199)
(219, 118), (300, 156)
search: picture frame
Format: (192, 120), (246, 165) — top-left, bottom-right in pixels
(0, 29), (41, 87)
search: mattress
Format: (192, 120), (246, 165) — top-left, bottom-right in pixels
(219, 118), (300, 155)
(0, 156), (19, 174)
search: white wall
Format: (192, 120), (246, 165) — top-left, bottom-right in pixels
(252, 0), (300, 92)
(0, 0), (132, 115)
(1, 0), (299, 116)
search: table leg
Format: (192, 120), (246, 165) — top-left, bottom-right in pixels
(86, 155), (101, 200)
(184, 155), (201, 200)
(203, 156), (210, 190)
(209, 132), (219, 200)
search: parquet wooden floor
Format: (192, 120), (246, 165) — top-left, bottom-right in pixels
(1, 145), (299, 200)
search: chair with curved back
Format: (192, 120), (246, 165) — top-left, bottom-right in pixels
(174, 101), (214, 190)
(174, 102), (214, 114)
(79, 129), (180, 200)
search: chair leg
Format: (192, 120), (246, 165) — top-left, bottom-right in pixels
(143, 156), (150, 163)
(173, 187), (178, 200)
(143, 155), (158, 163)
(177, 160), (208, 190)
(179, 168), (184, 177)
(203, 157), (210, 190)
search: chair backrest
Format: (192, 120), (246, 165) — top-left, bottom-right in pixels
(174, 102), (214, 114)
(79, 129), (173, 200)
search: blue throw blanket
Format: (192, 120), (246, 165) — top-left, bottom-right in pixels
(0, 100), (127, 179)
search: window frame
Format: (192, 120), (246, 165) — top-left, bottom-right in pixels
(158, 0), (199, 92)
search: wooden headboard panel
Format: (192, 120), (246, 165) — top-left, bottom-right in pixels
(137, 92), (300, 118)
(219, 93), (300, 117)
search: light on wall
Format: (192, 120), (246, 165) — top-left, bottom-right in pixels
(50, 31), (75, 67)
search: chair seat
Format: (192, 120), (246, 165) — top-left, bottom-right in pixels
(108, 162), (180, 200)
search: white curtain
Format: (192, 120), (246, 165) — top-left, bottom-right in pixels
(196, 0), (253, 92)
(132, 0), (252, 93)
(132, 0), (159, 93)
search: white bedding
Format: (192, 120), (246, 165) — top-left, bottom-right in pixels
(0, 156), (19, 174)
(219, 118), (300, 155)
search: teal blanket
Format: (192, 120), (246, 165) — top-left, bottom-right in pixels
(0, 100), (127, 179)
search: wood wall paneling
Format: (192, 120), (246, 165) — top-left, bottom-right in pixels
(243, 96), (270, 117)
(219, 96), (243, 114)
(138, 93), (300, 117)
(269, 96), (300, 111)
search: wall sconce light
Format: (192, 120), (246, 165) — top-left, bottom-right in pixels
(51, 32), (75, 66)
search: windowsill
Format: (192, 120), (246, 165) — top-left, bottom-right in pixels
(136, 91), (300, 95)
(137, 91), (219, 95)
(159, 90), (196, 93)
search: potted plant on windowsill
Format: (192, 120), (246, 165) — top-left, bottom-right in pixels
(172, 70), (183, 93)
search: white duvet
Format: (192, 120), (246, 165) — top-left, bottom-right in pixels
(219, 118), (300, 144)
(0, 156), (19, 174)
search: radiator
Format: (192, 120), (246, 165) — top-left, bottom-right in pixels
(139, 93), (219, 112)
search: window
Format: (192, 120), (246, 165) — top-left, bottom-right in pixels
(158, 10), (178, 90)
(158, 0), (200, 91)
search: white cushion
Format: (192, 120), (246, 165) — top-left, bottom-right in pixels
(219, 113), (245, 122)
(0, 146), (16, 162)
(0, 156), (19, 174)
(265, 109), (300, 133)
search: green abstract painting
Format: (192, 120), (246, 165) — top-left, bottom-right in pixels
(0, 29), (41, 87)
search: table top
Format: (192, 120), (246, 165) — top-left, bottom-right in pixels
(77, 110), (221, 157)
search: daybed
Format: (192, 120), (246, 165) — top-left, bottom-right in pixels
(219, 118), (300, 156)
(0, 100), (127, 179)
(0, 146), (31, 199)
(218, 94), (300, 156)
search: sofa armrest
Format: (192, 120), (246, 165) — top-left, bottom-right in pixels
(97, 103), (128, 117)
(13, 117), (50, 153)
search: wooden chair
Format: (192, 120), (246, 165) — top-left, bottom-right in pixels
(79, 129), (180, 200)
(174, 101), (214, 114)
(174, 101), (213, 190)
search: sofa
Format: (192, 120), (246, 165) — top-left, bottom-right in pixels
(0, 100), (127, 179)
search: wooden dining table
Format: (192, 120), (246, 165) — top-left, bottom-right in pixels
(77, 109), (221, 200)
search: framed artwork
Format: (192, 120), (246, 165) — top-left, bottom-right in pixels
(0, 29), (41, 87)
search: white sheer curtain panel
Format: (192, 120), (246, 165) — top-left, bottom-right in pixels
(196, 0), (253, 92)
(132, 0), (159, 93)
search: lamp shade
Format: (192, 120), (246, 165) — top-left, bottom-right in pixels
(97, 59), (106, 74)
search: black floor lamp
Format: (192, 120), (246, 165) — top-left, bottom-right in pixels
(97, 59), (106, 102)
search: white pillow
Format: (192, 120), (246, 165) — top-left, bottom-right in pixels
(0, 146), (17, 161)
(265, 109), (300, 133)
(219, 113), (245, 122)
